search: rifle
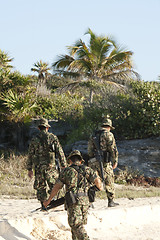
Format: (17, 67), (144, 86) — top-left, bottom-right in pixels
(31, 197), (65, 213)
(87, 134), (106, 202)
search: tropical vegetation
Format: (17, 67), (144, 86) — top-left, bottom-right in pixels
(0, 29), (160, 146)
(52, 28), (140, 103)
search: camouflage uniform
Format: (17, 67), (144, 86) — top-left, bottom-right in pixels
(57, 150), (98, 240)
(88, 119), (118, 202)
(27, 118), (67, 202)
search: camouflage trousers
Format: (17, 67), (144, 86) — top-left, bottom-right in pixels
(103, 163), (115, 200)
(67, 200), (90, 240)
(34, 166), (59, 202)
(88, 159), (115, 200)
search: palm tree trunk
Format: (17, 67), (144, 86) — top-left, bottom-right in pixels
(89, 89), (94, 104)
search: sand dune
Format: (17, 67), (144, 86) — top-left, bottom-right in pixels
(0, 196), (160, 240)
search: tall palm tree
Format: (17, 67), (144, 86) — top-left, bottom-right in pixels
(31, 60), (51, 85)
(52, 29), (140, 102)
(53, 29), (139, 82)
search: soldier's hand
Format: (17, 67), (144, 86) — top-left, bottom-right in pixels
(113, 163), (118, 169)
(94, 177), (103, 191)
(43, 199), (50, 208)
(28, 170), (33, 179)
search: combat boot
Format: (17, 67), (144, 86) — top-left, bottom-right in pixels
(108, 199), (119, 207)
(89, 203), (94, 209)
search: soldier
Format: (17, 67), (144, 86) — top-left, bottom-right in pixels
(27, 118), (67, 210)
(43, 150), (103, 240)
(88, 117), (119, 207)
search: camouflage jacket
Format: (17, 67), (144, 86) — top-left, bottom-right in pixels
(27, 130), (67, 171)
(58, 161), (97, 200)
(88, 127), (118, 165)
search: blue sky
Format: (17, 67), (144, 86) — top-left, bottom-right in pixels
(1, 0), (160, 81)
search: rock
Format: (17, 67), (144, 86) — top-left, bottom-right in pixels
(70, 137), (160, 178)
(0, 120), (160, 177)
(117, 137), (160, 177)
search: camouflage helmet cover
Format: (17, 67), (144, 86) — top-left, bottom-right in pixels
(101, 118), (115, 129)
(67, 150), (83, 162)
(38, 118), (51, 128)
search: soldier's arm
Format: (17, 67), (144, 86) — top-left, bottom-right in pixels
(87, 167), (103, 190)
(88, 137), (95, 158)
(94, 177), (103, 191)
(109, 135), (118, 167)
(54, 135), (67, 168)
(43, 181), (63, 207)
(28, 170), (33, 179)
(27, 140), (35, 174)
(112, 140), (118, 168)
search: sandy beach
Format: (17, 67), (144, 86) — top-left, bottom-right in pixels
(0, 195), (160, 240)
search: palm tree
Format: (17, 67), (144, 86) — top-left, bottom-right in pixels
(31, 60), (51, 85)
(0, 50), (14, 91)
(0, 49), (13, 70)
(52, 29), (140, 102)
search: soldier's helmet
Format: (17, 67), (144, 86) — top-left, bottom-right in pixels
(67, 150), (83, 162)
(38, 118), (51, 128)
(101, 118), (115, 129)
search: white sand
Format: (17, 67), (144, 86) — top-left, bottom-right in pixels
(0, 195), (160, 240)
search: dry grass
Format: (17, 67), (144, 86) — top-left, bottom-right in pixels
(0, 152), (160, 200)
(0, 152), (36, 199)
(96, 184), (160, 200)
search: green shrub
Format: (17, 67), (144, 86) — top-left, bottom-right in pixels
(108, 81), (160, 139)
(35, 93), (84, 120)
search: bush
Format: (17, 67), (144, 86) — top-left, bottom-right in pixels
(35, 93), (84, 121)
(108, 81), (160, 139)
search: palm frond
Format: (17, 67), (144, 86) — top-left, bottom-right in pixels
(52, 55), (74, 69)
(51, 28), (140, 100)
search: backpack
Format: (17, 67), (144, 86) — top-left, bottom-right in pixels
(70, 164), (88, 195)
(65, 164), (98, 206)
(92, 129), (111, 164)
(35, 133), (56, 166)
(65, 165), (87, 206)
(92, 129), (103, 149)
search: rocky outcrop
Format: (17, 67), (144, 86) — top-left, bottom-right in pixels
(117, 138), (160, 178)
(0, 119), (72, 152)
(0, 120), (160, 177)
(67, 138), (160, 178)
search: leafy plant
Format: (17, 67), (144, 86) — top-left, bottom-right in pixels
(109, 81), (160, 139)
(35, 93), (84, 120)
(0, 88), (37, 122)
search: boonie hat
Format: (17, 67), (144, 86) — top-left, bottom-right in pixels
(67, 150), (83, 161)
(38, 118), (51, 128)
(101, 118), (115, 129)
